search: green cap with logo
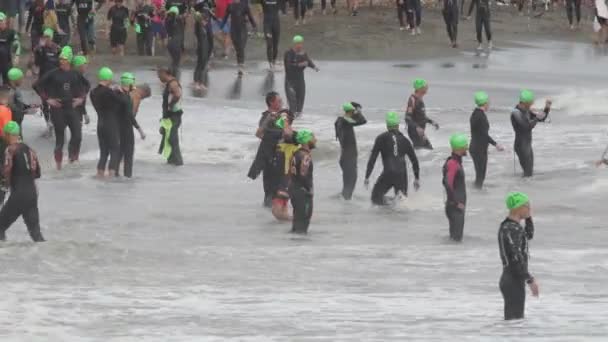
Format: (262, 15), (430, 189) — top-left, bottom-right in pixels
(506, 192), (529, 210)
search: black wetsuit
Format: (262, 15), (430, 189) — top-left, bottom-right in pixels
(289, 148), (313, 234)
(222, 2), (256, 66)
(159, 79), (184, 166)
(26, 2), (45, 50)
(294, 0), (307, 20)
(397, 0), (407, 28)
(8, 86), (31, 129)
(34, 43), (59, 126)
(0, 143), (44, 242)
(108, 5), (129, 47)
(566, 0), (581, 26)
(90, 84), (122, 173)
(442, 0), (459, 44)
(248, 110), (283, 206)
(406, 0), (421, 29)
(498, 217), (535, 320)
(511, 105), (549, 177)
(33, 68), (86, 164)
(194, 19), (210, 85)
(262, 0), (280, 65)
(116, 91), (141, 177)
(133, 4), (154, 56)
(469, 107), (496, 189)
(0, 28), (18, 85)
(75, 73), (91, 125)
(193, 0), (215, 58)
(55, 2), (73, 46)
(406, 94), (436, 149)
(442, 153), (466, 241)
(467, 0), (491, 44)
(335, 106), (367, 200)
(366, 129), (420, 206)
(73, 0), (95, 55)
(165, 15), (185, 80)
(284, 48), (315, 115)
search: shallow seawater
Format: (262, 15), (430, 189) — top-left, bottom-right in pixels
(2, 41), (608, 341)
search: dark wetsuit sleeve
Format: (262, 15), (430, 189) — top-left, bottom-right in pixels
(365, 135), (381, 179)
(533, 106), (551, 123)
(445, 159), (464, 203)
(404, 138), (420, 180)
(306, 54), (316, 69)
(524, 217), (534, 240)
(351, 112), (367, 126)
(505, 225), (533, 281)
(512, 109), (538, 131)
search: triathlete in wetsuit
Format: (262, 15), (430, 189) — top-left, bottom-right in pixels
(0, 13), (21, 85)
(158, 67), (184, 166)
(33, 49), (86, 169)
(405, 78), (439, 149)
(25, 0), (45, 51)
(54, 0), (74, 47)
(165, 7), (185, 80)
(499, 192), (539, 320)
(193, 0), (216, 58)
(261, 0), (280, 69)
(335, 101), (366, 200)
(289, 129), (315, 234)
(107, 0), (130, 56)
(73, 0), (97, 55)
(115, 73), (146, 177)
(467, 0), (492, 50)
(72, 55), (91, 126)
(194, 12), (210, 91)
(469, 91), (503, 189)
(248, 91), (285, 207)
(90, 67), (121, 177)
(33, 29), (59, 131)
(442, 0), (459, 48)
(284, 35), (319, 117)
(365, 111), (420, 206)
(0, 121), (45, 242)
(132, 0), (155, 56)
(442, 134), (468, 241)
(510, 90), (551, 177)
(270, 114), (297, 221)
(222, 0), (256, 71)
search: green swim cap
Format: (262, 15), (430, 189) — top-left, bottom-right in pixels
(43, 28), (54, 38)
(275, 117), (285, 129)
(120, 72), (135, 86)
(72, 55), (87, 67)
(385, 111), (400, 127)
(293, 35), (304, 44)
(3, 121), (20, 136)
(506, 192), (529, 210)
(520, 89), (535, 104)
(475, 91), (489, 106)
(59, 46), (73, 61)
(7, 67), (24, 81)
(98, 67), (113, 81)
(449, 133), (469, 150)
(413, 78), (427, 91)
(0, 12), (6, 22)
(296, 129), (314, 145)
(169, 6), (179, 14)
(343, 102), (355, 112)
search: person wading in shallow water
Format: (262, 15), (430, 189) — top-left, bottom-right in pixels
(157, 67), (184, 166)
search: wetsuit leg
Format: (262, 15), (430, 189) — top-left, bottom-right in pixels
(445, 202), (465, 241)
(22, 200), (44, 242)
(482, 9), (491, 41)
(321, 0), (327, 10)
(295, 79), (306, 114)
(0, 195), (22, 241)
(470, 147), (487, 189)
(121, 128), (135, 178)
(0, 64), (10, 86)
(339, 153), (357, 200)
(290, 186), (313, 234)
(397, 1), (406, 27)
(515, 144), (534, 177)
(262, 158), (276, 206)
(566, 0), (574, 25)
(406, 0), (415, 28)
(443, 9), (454, 42)
(264, 21), (273, 65)
(167, 39), (182, 80)
(51, 109), (67, 164)
(167, 114), (183, 166)
(407, 123), (431, 148)
(371, 172), (394, 205)
(414, 0), (422, 27)
(231, 27), (245, 65)
(475, 10), (483, 43)
(272, 21), (280, 63)
(87, 17), (96, 50)
(285, 79), (298, 113)
(77, 15), (89, 55)
(137, 32), (145, 55)
(500, 271), (526, 320)
(66, 111), (83, 162)
(97, 126), (110, 171)
(575, 0), (581, 24)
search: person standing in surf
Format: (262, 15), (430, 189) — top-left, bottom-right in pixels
(442, 134), (468, 242)
(165, 6), (185, 80)
(466, 0), (492, 51)
(405, 78), (439, 150)
(116, 72), (146, 178)
(365, 111), (420, 206)
(511, 90), (551, 177)
(289, 129), (315, 234)
(158, 67), (184, 166)
(335, 101), (366, 200)
(221, 0), (257, 74)
(469, 91), (503, 189)
(498, 191), (539, 320)
(193, 11), (211, 92)
(442, 0), (459, 48)
(284, 35), (319, 117)
(270, 114), (298, 222)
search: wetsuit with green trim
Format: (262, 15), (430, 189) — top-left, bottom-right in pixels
(469, 107), (496, 188)
(467, 0), (491, 44)
(0, 142), (44, 242)
(284, 48), (315, 115)
(406, 94), (436, 149)
(0, 27), (20, 85)
(335, 103), (367, 200)
(511, 104), (549, 177)
(442, 153), (466, 241)
(289, 147), (313, 234)
(33, 68), (86, 164)
(90, 83), (122, 173)
(159, 78), (184, 166)
(222, 2), (256, 66)
(498, 216), (535, 320)
(366, 128), (420, 205)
